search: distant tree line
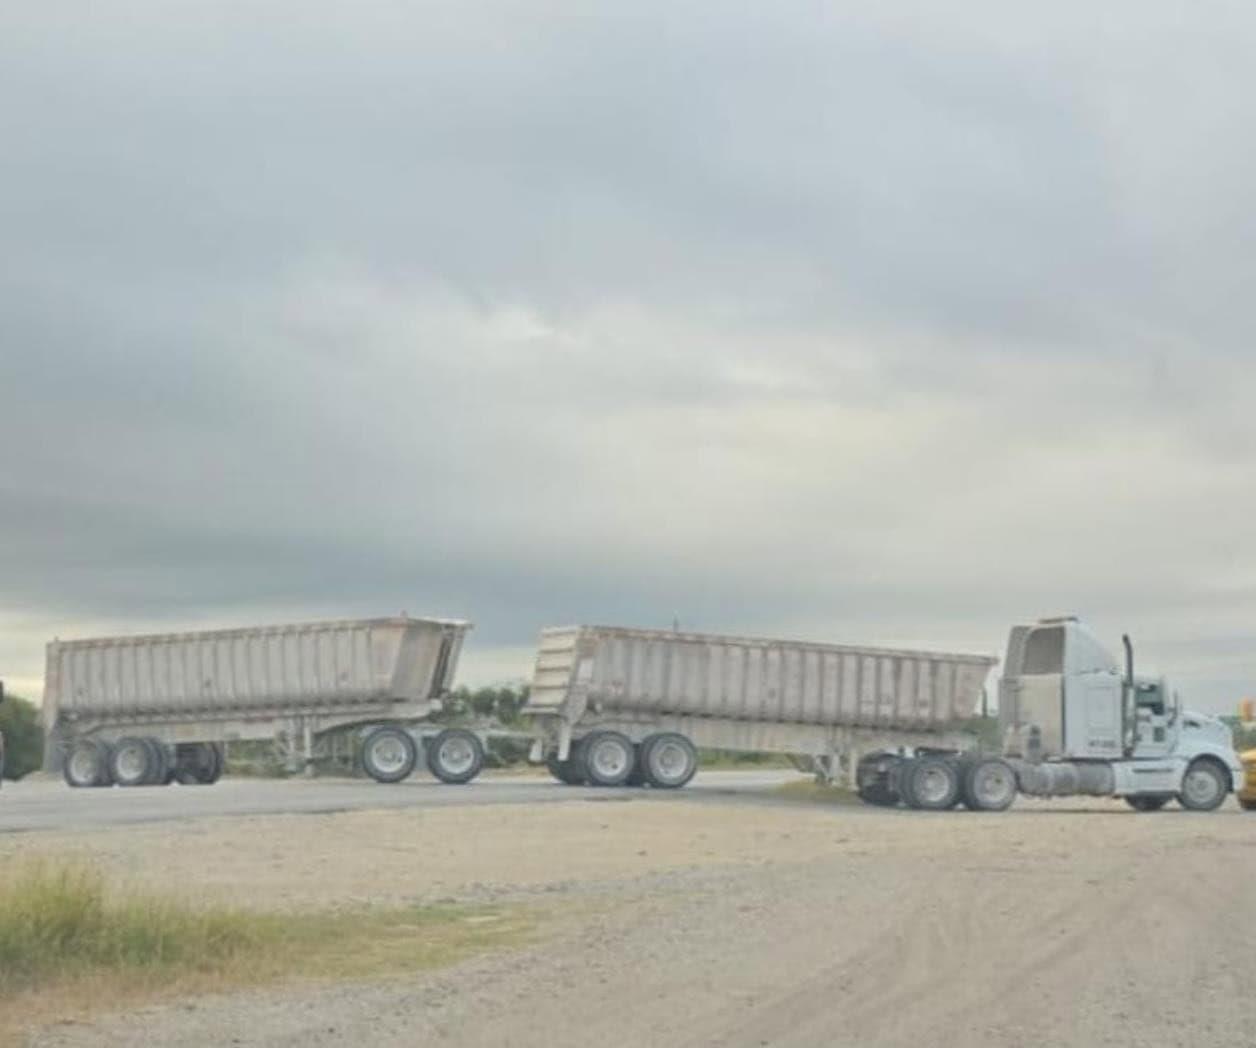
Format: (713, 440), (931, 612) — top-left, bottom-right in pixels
(1, 692), (44, 780)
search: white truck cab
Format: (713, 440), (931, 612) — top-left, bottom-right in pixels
(856, 617), (1244, 813)
(998, 617), (1244, 810)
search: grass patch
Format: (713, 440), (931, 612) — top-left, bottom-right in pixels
(0, 862), (531, 1043)
(772, 780), (863, 806)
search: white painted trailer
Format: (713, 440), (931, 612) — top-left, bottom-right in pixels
(44, 616), (487, 788)
(522, 625), (996, 788)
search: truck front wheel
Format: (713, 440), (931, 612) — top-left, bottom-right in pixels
(1178, 760), (1228, 812)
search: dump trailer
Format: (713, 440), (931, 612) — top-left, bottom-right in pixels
(44, 616), (486, 788)
(522, 625), (996, 788)
(855, 617), (1245, 812)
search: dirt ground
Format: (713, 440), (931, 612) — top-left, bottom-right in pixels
(13, 793), (1256, 1048)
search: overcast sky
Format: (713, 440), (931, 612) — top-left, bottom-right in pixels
(2, 2), (1255, 713)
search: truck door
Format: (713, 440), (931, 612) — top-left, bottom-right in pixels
(1131, 681), (1172, 760)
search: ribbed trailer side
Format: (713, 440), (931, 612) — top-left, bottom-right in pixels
(524, 626), (994, 731)
(44, 617), (467, 728)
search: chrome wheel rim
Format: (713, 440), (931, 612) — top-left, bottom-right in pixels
(916, 767), (952, 806)
(369, 735), (410, 775)
(652, 742), (691, 784)
(438, 737), (475, 775)
(1184, 767), (1221, 807)
(590, 740), (630, 779)
(116, 744), (147, 782)
(69, 748), (97, 783)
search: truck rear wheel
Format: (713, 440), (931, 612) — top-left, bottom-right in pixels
(640, 733), (698, 789)
(581, 731), (636, 787)
(1178, 759), (1228, 812)
(903, 756), (961, 811)
(964, 758), (1017, 812)
(64, 740), (112, 788)
(427, 729), (484, 784)
(1125, 795), (1171, 812)
(111, 737), (157, 787)
(361, 726), (418, 783)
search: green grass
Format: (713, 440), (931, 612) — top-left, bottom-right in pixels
(771, 780), (863, 806)
(0, 862), (531, 1039)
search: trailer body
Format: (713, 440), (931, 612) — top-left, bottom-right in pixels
(522, 625), (996, 787)
(45, 616), (487, 787)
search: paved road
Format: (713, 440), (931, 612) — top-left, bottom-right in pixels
(0, 769), (807, 834)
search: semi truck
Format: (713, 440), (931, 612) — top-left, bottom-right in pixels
(855, 617), (1243, 811)
(43, 616), (487, 787)
(522, 617), (1245, 812)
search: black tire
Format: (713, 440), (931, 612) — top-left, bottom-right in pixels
(427, 729), (485, 784)
(1177, 759), (1228, 812)
(546, 755), (584, 785)
(963, 758), (1017, 812)
(64, 740), (111, 788)
(1240, 798), (1256, 812)
(856, 754), (902, 807)
(903, 756), (962, 811)
(361, 726), (419, 784)
(111, 736), (157, 787)
(205, 742), (226, 784)
(1125, 795), (1171, 812)
(639, 733), (698, 790)
(142, 738), (171, 785)
(580, 731), (636, 787)
(175, 743), (225, 785)
(896, 758), (920, 809)
(626, 746), (646, 787)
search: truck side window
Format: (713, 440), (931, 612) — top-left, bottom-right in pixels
(1135, 684), (1164, 715)
(1021, 627), (1065, 675)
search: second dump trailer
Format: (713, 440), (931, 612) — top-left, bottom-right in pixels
(522, 625), (996, 788)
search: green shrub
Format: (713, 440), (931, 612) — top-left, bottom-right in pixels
(0, 692), (44, 781)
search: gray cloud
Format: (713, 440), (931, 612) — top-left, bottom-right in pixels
(3, 2), (1256, 711)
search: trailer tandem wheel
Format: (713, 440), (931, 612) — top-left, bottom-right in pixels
(361, 726), (419, 783)
(111, 737), (157, 787)
(581, 732), (636, 787)
(64, 740), (112, 788)
(640, 733), (698, 789)
(427, 729), (485, 784)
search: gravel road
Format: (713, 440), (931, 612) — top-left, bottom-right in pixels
(0, 770), (802, 834)
(16, 790), (1256, 1048)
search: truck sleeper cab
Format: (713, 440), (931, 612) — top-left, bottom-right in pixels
(857, 618), (1244, 813)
